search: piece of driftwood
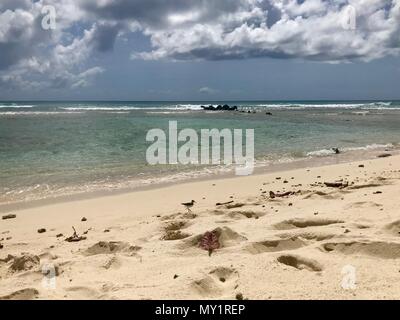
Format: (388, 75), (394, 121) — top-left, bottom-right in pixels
(2, 214), (16, 220)
(216, 201), (234, 206)
(324, 181), (349, 188)
(269, 191), (294, 199)
(65, 227), (87, 243)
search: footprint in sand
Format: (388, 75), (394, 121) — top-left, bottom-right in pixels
(344, 201), (383, 210)
(64, 286), (103, 299)
(0, 254), (40, 273)
(212, 209), (264, 220)
(0, 288), (39, 300)
(83, 241), (141, 256)
(277, 231), (336, 242)
(383, 220), (400, 236)
(274, 218), (344, 230)
(303, 190), (343, 200)
(192, 267), (239, 298)
(321, 241), (400, 259)
(226, 210), (265, 220)
(178, 227), (247, 252)
(276, 254), (323, 272)
(245, 237), (307, 254)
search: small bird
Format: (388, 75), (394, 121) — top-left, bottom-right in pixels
(182, 200), (196, 212)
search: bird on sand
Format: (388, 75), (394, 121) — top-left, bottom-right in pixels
(182, 200), (196, 212)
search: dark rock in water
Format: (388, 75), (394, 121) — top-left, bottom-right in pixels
(332, 148), (340, 154)
(2, 214), (16, 220)
(38, 228), (46, 234)
(266, 112), (273, 115)
(201, 104), (237, 112)
(201, 105), (215, 111)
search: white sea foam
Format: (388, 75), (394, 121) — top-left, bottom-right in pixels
(0, 111), (84, 116)
(61, 104), (204, 111)
(307, 143), (394, 157)
(251, 102), (398, 110)
(0, 105), (34, 108)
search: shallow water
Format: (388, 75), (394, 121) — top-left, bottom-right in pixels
(1, 100), (399, 204)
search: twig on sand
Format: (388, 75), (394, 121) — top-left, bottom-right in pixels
(65, 226), (87, 243)
(324, 181), (349, 188)
(269, 191), (294, 199)
(216, 201), (234, 206)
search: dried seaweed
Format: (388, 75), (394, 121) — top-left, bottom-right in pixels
(65, 226), (87, 243)
(199, 231), (220, 256)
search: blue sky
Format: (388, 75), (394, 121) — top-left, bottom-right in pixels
(1, 0), (400, 101)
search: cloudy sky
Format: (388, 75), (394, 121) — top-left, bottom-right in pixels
(0, 0), (399, 101)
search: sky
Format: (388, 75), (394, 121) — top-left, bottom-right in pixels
(0, 0), (400, 101)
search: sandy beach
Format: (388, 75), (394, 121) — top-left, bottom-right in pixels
(1, 154), (400, 300)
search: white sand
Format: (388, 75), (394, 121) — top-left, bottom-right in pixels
(1, 155), (400, 300)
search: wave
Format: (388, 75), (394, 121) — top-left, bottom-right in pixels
(0, 111), (84, 116)
(307, 143), (394, 157)
(0, 105), (34, 108)
(251, 102), (397, 110)
(61, 104), (204, 111)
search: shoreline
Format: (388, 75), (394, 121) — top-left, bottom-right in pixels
(1, 145), (398, 214)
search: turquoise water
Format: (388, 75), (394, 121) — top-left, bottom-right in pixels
(1, 100), (400, 204)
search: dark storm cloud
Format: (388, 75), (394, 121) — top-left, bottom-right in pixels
(79, 0), (249, 28)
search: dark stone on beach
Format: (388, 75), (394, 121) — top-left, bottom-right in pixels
(2, 214), (16, 220)
(359, 164), (365, 168)
(377, 153), (392, 158)
(81, 217), (87, 222)
(0, 243), (3, 249)
(56, 233), (63, 238)
(373, 191), (383, 194)
(104, 229), (110, 233)
(174, 274), (179, 279)
(38, 228), (46, 234)
(236, 293), (244, 300)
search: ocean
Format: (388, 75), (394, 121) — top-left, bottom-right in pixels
(1, 100), (400, 205)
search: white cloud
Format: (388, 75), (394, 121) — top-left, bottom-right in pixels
(199, 86), (218, 94)
(1, 0), (400, 92)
